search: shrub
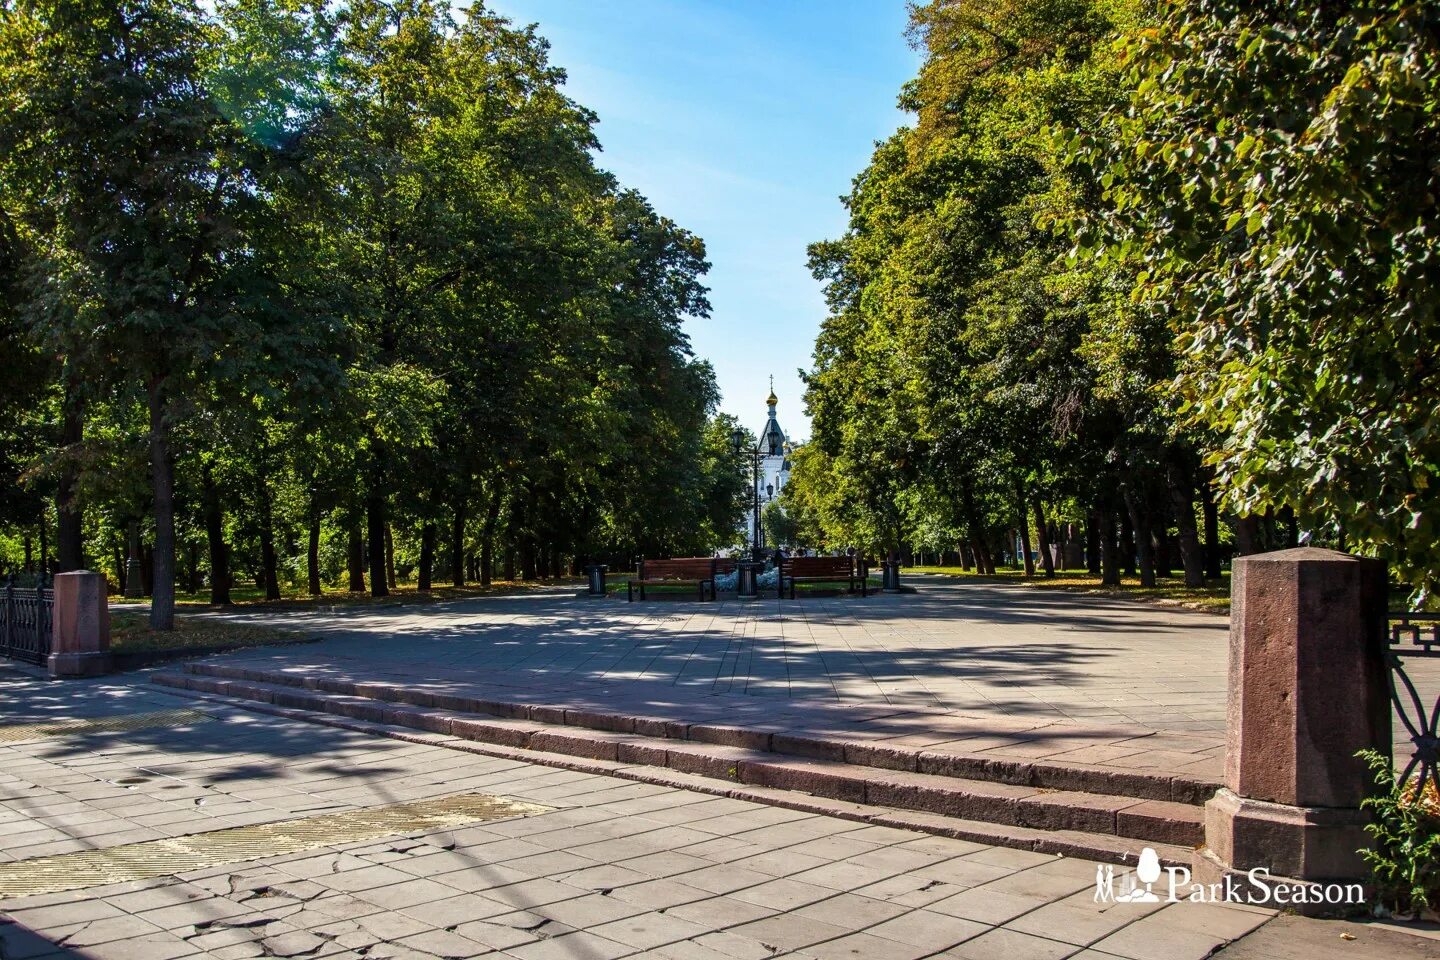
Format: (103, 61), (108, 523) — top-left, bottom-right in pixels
(1357, 749), (1440, 918)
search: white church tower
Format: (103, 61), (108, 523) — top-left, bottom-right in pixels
(748, 379), (791, 549)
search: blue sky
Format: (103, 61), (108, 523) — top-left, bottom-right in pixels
(484, 0), (920, 440)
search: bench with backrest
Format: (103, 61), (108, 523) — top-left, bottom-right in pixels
(778, 555), (867, 599)
(628, 558), (724, 601)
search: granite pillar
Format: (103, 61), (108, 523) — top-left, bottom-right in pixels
(48, 570), (112, 678)
(1194, 548), (1390, 909)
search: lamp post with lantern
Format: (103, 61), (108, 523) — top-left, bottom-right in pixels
(730, 427), (765, 559)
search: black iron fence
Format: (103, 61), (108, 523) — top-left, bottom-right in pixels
(1388, 612), (1440, 799)
(1, 575), (52, 665)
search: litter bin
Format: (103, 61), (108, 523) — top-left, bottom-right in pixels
(585, 564), (608, 598)
(882, 559), (902, 593)
(736, 561), (761, 600)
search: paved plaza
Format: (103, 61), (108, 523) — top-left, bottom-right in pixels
(2, 670), (1435, 960)
(187, 577), (1231, 734)
(2, 577), (1436, 958)
(109, 576), (1240, 791)
(172, 576), (1234, 786)
(143, 575), (1429, 793)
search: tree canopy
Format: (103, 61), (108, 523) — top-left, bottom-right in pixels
(0, 0), (746, 620)
(1076, 0), (1440, 598)
(794, 0), (1439, 601)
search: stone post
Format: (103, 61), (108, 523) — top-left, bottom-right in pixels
(48, 570), (112, 678)
(1194, 547), (1390, 906)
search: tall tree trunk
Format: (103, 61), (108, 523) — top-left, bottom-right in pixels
(186, 540), (200, 594)
(1033, 498), (1055, 578)
(366, 487), (388, 598)
(959, 481), (993, 574)
(1120, 508), (1137, 576)
(1200, 480), (1222, 579)
(450, 494), (468, 587)
(258, 477), (281, 601)
(384, 523), (396, 590)
(1100, 508), (1121, 586)
(55, 388), (84, 572)
(503, 545), (516, 582)
(1262, 509), (1278, 551)
(972, 537), (995, 575)
(123, 520), (142, 598)
(147, 377), (176, 630)
(307, 514), (322, 596)
(38, 521), (48, 579)
(1153, 530), (1172, 579)
(417, 523), (436, 591)
(1279, 506), (1300, 548)
(1123, 486), (1157, 588)
(512, 496), (535, 580)
(1235, 515), (1261, 556)
(1086, 510), (1102, 575)
(1166, 460), (1205, 587)
(1150, 491), (1173, 578)
(347, 526), (366, 592)
(1016, 487), (1035, 577)
(480, 490), (500, 587)
(202, 464), (232, 605)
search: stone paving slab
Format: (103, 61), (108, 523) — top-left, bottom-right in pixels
(169, 578), (1232, 783)
(164, 575), (1433, 779)
(169, 577), (1233, 726)
(2, 671), (1435, 960)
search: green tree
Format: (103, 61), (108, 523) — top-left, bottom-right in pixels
(1, 0), (292, 626)
(805, 0), (1179, 580)
(0, 0), (732, 602)
(1079, 0), (1440, 599)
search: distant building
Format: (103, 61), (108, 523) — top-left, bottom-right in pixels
(746, 383), (791, 548)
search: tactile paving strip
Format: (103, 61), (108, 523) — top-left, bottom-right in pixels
(0, 792), (551, 898)
(0, 709), (215, 744)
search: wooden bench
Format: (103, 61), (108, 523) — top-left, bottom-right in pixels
(778, 555), (867, 599)
(628, 558), (724, 601)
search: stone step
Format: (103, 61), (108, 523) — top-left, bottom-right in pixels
(174, 661), (1215, 805)
(151, 670), (1203, 853)
(149, 676), (1195, 870)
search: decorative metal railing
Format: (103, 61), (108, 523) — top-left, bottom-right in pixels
(1387, 612), (1440, 800)
(1, 576), (52, 665)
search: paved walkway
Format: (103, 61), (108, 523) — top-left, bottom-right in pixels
(166, 578), (1233, 784)
(183, 578), (1231, 734)
(3, 670), (1435, 960)
(119, 576), (1436, 787)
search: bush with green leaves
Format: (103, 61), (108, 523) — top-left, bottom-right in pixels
(1357, 749), (1440, 918)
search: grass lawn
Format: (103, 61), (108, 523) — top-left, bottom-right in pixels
(908, 565), (1232, 614)
(109, 577), (583, 611)
(109, 609), (312, 655)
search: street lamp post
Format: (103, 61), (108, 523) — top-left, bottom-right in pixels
(731, 428), (765, 558)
